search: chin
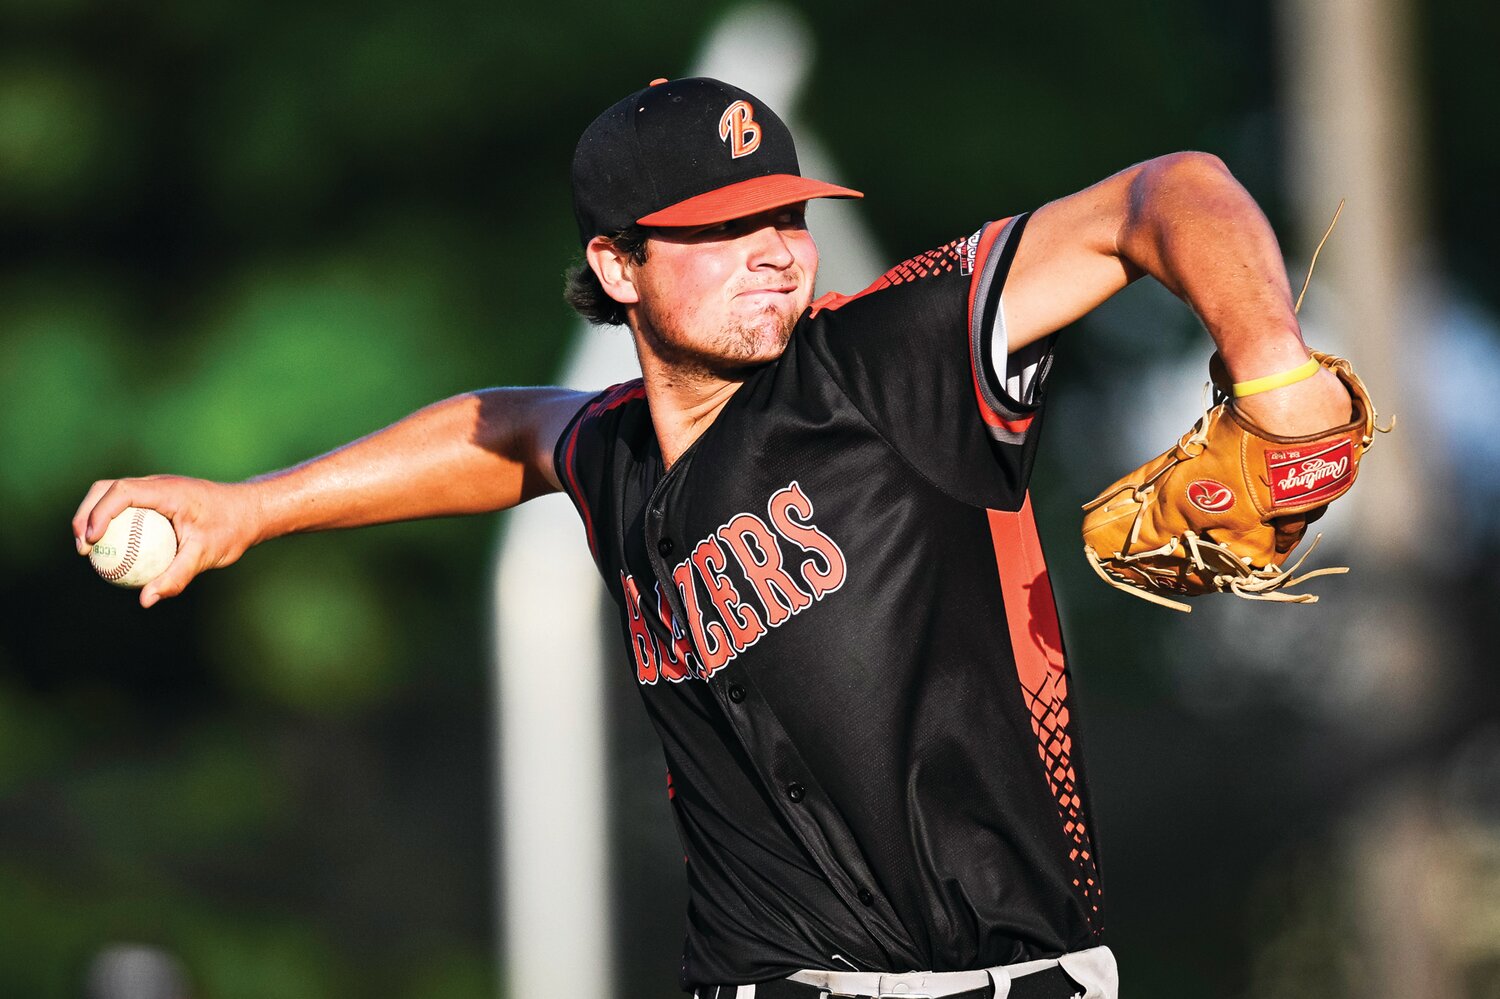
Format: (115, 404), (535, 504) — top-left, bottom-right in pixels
(638, 297), (802, 375)
(733, 311), (798, 361)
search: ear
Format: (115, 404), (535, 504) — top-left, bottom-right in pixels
(586, 236), (642, 307)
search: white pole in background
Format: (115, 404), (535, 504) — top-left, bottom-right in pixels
(1278, 0), (1430, 560)
(490, 331), (636, 999)
(488, 5), (885, 998)
(1278, 2), (1454, 998)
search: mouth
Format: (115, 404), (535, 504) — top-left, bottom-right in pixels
(735, 284), (800, 301)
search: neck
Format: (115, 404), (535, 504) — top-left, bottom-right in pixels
(633, 340), (747, 470)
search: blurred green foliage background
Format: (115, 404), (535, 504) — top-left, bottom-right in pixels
(2, 0), (1497, 996)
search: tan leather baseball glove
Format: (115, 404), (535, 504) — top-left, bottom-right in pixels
(1080, 350), (1389, 611)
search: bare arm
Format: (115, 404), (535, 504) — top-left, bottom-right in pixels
(73, 387), (591, 607)
(1002, 151), (1350, 436)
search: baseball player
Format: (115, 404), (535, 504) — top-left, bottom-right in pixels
(74, 77), (1354, 998)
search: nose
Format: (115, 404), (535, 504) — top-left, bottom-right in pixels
(746, 223), (796, 270)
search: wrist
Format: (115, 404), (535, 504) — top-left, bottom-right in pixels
(1232, 356), (1319, 397)
(1216, 327), (1309, 385)
(1232, 367), (1353, 438)
(237, 476), (287, 546)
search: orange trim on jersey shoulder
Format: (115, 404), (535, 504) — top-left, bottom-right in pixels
(593, 379), (646, 413)
(808, 281), (884, 317)
(966, 217), (1034, 434)
(560, 413), (598, 560)
(561, 380), (647, 561)
(965, 218), (1011, 340)
(811, 238), (970, 317)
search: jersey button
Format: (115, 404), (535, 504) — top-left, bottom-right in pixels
(785, 782), (805, 803)
(657, 538), (674, 557)
(727, 684), (746, 703)
(857, 888), (875, 907)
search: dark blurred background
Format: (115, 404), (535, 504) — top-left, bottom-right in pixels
(3, 0), (1498, 996)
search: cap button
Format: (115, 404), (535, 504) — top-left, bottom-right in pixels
(649, 77), (669, 86)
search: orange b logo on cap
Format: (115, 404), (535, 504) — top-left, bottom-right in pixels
(718, 100), (762, 158)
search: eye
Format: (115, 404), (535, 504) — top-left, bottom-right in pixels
(774, 205), (809, 231)
(678, 219), (735, 240)
(774, 204), (810, 231)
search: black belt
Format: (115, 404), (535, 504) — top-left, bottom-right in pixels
(697, 965), (1083, 999)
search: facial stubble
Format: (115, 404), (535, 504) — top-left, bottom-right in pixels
(636, 295), (800, 383)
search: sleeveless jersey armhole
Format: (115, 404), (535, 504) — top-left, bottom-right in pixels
(966, 212), (1058, 447)
(551, 380), (645, 565)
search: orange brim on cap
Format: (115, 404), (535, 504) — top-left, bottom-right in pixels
(636, 174), (863, 227)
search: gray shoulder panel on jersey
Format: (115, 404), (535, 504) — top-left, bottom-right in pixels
(967, 213), (1043, 446)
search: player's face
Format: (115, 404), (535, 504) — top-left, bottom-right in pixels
(628, 204), (818, 374)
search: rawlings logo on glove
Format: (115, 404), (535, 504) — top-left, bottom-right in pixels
(1267, 442), (1353, 504)
(1080, 351), (1390, 612)
(1186, 480), (1235, 513)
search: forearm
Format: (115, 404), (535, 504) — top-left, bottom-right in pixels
(1007, 153), (1350, 435)
(1115, 153), (1350, 432)
(247, 387), (574, 542)
(75, 386), (586, 607)
(1115, 153), (1307, 377)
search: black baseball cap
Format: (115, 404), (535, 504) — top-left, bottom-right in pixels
(570, 77), (862, 247)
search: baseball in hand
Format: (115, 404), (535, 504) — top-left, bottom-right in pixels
(88, 507), (178, 588)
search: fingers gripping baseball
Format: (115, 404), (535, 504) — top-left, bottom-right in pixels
(73, 475), (263, 607)
(142, 537), (210, 608)
(72, 479), (120, 552)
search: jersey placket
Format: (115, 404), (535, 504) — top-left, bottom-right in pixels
(642, 441), (922, 971)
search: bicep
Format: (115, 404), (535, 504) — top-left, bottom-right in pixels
(531, 389), (595, 496)
(999, 166), (1143, 353)
(469, 387), (594, 504)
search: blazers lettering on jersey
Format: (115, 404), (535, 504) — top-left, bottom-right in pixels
(624, 480), (847, 686)
(652, 579), (699, 682)
(767, 481), (847, 600)
(672, 559), (732, 677)
(720, 512), (813, 626)
(620, 570), (661, 683)
(692, 533), (766, 652)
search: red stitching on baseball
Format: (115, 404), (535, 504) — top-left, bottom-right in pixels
(99, 510), (145, 582)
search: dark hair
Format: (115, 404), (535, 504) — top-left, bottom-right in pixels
(563, 226), (650, 327)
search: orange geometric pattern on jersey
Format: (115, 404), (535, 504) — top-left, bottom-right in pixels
(868, 237), (964, 290)
(1017, 641), (1103, 933)
(808, 236), (967, 317)
(987, 496), (1103, 934)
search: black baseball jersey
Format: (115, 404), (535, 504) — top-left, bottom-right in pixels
(553, 214), (1104, 990)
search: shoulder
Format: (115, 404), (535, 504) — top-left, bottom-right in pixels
(557, 378), (650, 463)
(806, 217), (1027, 324)
(566, 378), (648, 430)
(808, 231), (972, 319)
(551, 379), (654, 558)
(587, 378), (648, 415)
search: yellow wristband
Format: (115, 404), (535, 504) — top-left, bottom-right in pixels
(1231, 357), (1320, 398)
